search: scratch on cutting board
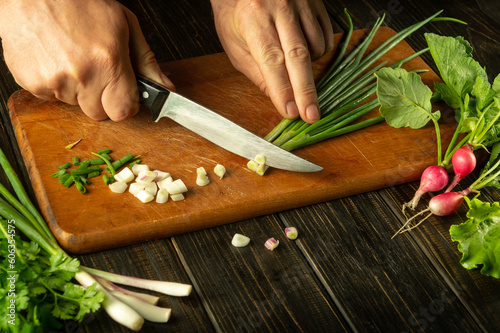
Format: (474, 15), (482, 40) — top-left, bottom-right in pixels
(347, 136), (374, 168)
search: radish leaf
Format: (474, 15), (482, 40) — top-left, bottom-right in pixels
(493, 74), (500, 95)
(425, 33), (488, 102)
(450, 198), (500, 278)
(375, 67), (439, 129)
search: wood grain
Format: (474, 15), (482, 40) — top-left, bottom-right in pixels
(7, 27), (457, 254)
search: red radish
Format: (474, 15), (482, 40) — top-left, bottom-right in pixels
(445, 144), (476, 192)
(393, 188), (471, 238)
(428, 189), (470, 216)
(404, 165), (449, 211)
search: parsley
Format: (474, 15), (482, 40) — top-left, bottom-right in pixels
(0, 219), (104, 332)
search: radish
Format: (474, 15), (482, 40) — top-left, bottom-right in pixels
(404, 165), (449, 211)
(445, 144), (476, 192)
(393, 188), (471, 238)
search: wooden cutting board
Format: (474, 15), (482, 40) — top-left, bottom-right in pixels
(7, 27), (457, 254)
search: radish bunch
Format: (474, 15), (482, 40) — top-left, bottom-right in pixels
(395, 144), (477, 237)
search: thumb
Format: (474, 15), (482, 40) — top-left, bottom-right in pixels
(125, 8), (175, 91)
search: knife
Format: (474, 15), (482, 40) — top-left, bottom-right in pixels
(136, 75), (322, 172)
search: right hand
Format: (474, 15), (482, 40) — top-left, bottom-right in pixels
(0, 0), (174, 121)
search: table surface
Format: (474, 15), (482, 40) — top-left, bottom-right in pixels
(1, 0), (499, 332)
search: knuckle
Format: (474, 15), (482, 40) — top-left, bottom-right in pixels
(286, 44), (310, 62)
(261, 46), (285, 67)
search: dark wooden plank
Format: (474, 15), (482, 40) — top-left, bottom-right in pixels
(172, 215), (350, 332)
(278, 192), (485, 332)
(379, 176), (500, 332)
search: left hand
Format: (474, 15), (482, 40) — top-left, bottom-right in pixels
(210, 0), (333, 123)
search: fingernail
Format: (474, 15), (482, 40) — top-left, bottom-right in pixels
(286, 101), (299, 118)
(306, 104), (320, 122)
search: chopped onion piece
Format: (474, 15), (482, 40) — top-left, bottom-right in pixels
(173, 179), (188, 192)
(196, 174), (210, 186)
(153, 170), (170, 182)
(109, 181), (128, 193)
(137, 190), (154, 203)
(214, 164), (226, 179)
(256, 163), (269, 176)
(254, 153), (267, 165)
(156, 189), (169, 203)
(132, 163), (150, 176)
(144, 182), (158, 196)
(136, 170), (157, 183)
(196, 167), (207, 176)
(157, 176), (173, 189)
(265, 237), (279, 251)
(231, 233), (250, 247)
(247, 160), (258, 171)
(165, 182), (181, 195)
(170, 193), (185, 201)
(114, 167), (135, 183)
(128, 182), (145, 196)
(285, 227), (298, 240)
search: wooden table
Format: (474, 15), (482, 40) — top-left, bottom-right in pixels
(1, 0), (499, 332)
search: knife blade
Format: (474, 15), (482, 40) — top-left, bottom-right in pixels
(136, 75), (322, 172)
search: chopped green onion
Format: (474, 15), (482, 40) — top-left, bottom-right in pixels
(108, 153), (135, 172)
(87, 171), (100, 178)
(285, 227), (298, 240)
(52, 169), (66, 178)
(58, 162), (71, 170)
(71, 166), (101, 176)
(265, 238), (279, 251)
(231, 233), (250, 247)
(78, 160), (91, 169)
(214, 164), (226, 179)
(97, 148), (111, 154)
(72, 156), (80, 165)
(90, 158), (105, 165)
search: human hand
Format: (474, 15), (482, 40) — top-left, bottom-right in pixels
(0, 0), (174, 121)
(210, 0), (333, 123)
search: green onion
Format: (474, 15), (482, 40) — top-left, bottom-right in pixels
(97, 148), (111, 154)
(72, 156), (80, 165)
(87, 171), (100, 178)
(52, 169), (66, 178)
(71, 166), (101, 176)
(90, 158), (105, 165)
(108, 153), (135, 172)
(78, 160), (91, 169)
(264, 10), (464, 151)
(58, 162), (71, 170)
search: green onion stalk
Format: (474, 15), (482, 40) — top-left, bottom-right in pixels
(265, 9), (465, 151)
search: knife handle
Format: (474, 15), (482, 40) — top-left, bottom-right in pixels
(136, 75), (171, 121)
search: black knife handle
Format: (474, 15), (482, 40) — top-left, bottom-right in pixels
(136, 75), (171, 121)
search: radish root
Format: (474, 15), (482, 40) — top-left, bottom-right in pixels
(392, 208), (433, 239)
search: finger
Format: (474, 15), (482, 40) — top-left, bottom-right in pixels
(295, 4), (327, 59)
(316, 4), (334, 54)
(275, 12), (320, 123)
(125, 8), (175, 91)
(100, 62), (140, 122)
(76, 82), (109, 121)
(245, 18), (299, 120)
